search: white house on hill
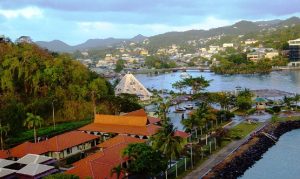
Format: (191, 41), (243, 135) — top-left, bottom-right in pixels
(115, 73), (152, 101)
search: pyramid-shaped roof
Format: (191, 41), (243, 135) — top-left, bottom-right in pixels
(114, 73), (152, 100)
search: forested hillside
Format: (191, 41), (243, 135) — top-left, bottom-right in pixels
(0, 39), (140, 136)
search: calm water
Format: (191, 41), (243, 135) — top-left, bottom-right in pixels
(240, 129), (300, 179)
(135, 70), (300, 93)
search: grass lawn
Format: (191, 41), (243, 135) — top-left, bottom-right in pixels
(271, 116), (300, 123)
(7, 120), (91, 146)
(229, 122), (261, 139)
(176, 140), (231, 179)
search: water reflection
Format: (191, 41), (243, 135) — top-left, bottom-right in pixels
(135, 71), (300, 93)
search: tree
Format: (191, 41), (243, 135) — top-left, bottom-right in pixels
(156, 101), (171, 122)
(89, 78), (108, 118)
(43, 173), (79, 179)
(115, 59), (125, 72)
(294, 94), (300, 109)
(174, 76), (210, 94)
(0, 123), (9, 150)
(151, 123), (184, 168)
(212, 127), (229, 146)
(111, 165), (126, 179)
(172, 81), (185, 94)
(181, 114), (200, 138)
(236, 88), (253, 110)
(123, 143), (167, 177)
(23, 113), (43, 143)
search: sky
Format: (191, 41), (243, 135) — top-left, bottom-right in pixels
(0, 0), (300, 45)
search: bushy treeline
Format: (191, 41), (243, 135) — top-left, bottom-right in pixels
(0, 40), (140, 133)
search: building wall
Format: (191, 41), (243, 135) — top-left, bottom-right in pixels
(48, 140), (96, 160)
(289, 45), (300, 62)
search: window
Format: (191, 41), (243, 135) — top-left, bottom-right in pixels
(67, 148), (72, 154)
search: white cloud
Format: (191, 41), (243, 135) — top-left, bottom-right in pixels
(0, 6), (43, 19)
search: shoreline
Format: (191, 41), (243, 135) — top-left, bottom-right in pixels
(203, 120), (300, 179)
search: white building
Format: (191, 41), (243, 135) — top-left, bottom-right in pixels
(223, 43), (234, 48)
(115, 73), (152, 101)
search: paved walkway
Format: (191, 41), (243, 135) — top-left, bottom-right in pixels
(184, 122), (268, 179)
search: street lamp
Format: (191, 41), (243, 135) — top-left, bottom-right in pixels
(52, 99), (57, 130)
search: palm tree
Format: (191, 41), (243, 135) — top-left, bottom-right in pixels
(194, 103), (209, 131)
(0, 123), (9, 150)
(111, 165), (126, 179)
(294, 94), (300, 109)
(151, 123), (183, 168)
(23, 113), (43, 143)
(181, 114), (200, 138)
(156, 101), (170, 123)
(283, 96), (292, 109)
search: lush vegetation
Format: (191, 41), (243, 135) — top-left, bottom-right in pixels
(212, 53), (288, 74)
(7, 120), (90, 146)
(172, 76), (211, 94)
(115, 59), (125, 72)
(0, 39), (141, 146)
(122, 143), (168, 177)
(145, 55), (176, 69)
(44, 173), (79, 179)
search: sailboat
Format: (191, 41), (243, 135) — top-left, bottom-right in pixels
(180, 72), (191, 79)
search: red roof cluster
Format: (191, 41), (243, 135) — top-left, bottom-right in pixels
(67, 136), (145, 179)
(174, 130), (191, 139)
(98, 135), (144, 148)
(79, 109), (161, 136)
(0, 150), (10, 159)
(3, 131), (98, 159)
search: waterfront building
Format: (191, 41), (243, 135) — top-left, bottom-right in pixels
(114, 73), (152, 101)
(79, 109), (161, 140)
(66, 136), (144, 179)
(265, 51), (279, 59)
(288, 38), (300, 66)
(247, 52), (265, 62)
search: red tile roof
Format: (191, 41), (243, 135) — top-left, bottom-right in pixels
(46, 131), (98, 152)
(67, 143), (128, 179)
(0, 150), (10, 159)
(95, 114), (148, 127)
(174, 130), (191, 139)
(10, 141), (49, 158)
(147, 116), (161, 124)
(10, 131), (98, 158)
(98, 135), (145, 148)
(124, 109), (161, 124)
(123, 109), (147, 117)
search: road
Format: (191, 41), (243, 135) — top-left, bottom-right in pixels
(184, 122), (268, 179)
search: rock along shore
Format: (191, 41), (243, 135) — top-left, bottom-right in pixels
(203, 120), (300, 179)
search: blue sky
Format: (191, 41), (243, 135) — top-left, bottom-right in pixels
(0, 0), (300, 45)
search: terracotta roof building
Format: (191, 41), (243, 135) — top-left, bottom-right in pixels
(98, 135), (144, 149)
(0, 150), (10, 159)
(79, 109), (161, 140)
(67, 135), (145, 179)
(9, 131), (98, 160)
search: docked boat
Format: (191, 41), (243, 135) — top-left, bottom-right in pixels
(180, 72), (191, 79)
(184, 104), (193, 110)
(175, 107), (186, 112)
